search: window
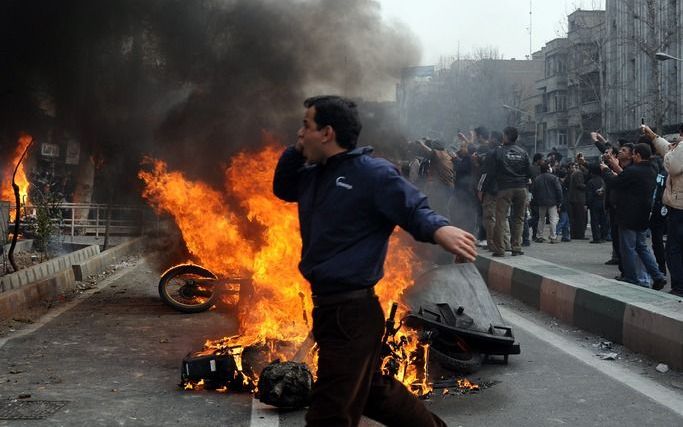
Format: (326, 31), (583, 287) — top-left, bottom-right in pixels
(555, 92), (567, 112)
(558, 131), (568, 146)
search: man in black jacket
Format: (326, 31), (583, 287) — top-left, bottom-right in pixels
(487, 127), (531, 256)
(601, 144), (666, 288)
(530, 163), (563, 242)
(273, 96), (476, 427)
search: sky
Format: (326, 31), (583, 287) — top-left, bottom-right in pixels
(378, 0), (606, 65)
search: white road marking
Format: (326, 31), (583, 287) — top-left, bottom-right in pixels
(499, 306), (683, 418)
(0, 261), (139, 350)
(250, 398), (280, 427)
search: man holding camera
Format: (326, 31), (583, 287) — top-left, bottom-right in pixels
(643, 124), (683, 296)
(600, 143), (666, 289)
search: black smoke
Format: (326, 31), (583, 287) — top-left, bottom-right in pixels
(0, 0), (419, 198)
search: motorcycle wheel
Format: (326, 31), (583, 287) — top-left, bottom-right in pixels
(158, 264), (218, 313)
(429, 345), (483, 374)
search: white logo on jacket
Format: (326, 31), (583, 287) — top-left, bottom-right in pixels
(335, 176), (353, 190)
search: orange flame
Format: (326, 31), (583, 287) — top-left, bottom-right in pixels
(139, 132), (429, 393)
(2, 135), (32, 218)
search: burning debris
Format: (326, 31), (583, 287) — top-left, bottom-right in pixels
(143, 142), (434, 396)
(433, 377), (501, 396)
(180, 340), (255, 393)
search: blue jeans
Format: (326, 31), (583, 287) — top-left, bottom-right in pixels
(556, 211), (570, 240)
(666, 208), (683, 293)
(619, 227), (664, 287)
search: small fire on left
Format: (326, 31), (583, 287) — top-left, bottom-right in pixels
(1, 134), (33, 220)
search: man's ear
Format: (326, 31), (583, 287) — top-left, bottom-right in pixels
(322, 125), (335, 143)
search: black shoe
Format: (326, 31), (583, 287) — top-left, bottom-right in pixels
(605, 259), (619, 265)
(670, 289), (683, 297)
(652, 277), (667, 291)
(614, 275), (628, 283)
(561, 237), (571, 242)
(522, 241), (531, 247)
(492, 252), (505, 257)
(534, 237), (546, 243)
(511, 250), (524, 256)
(589, 240), (601, 244)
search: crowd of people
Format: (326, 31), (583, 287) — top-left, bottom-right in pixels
(404, 124), (683, 297)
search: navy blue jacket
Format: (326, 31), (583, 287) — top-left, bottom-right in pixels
(273, 145), (449, 295)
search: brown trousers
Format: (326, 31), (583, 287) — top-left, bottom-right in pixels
(305, 295), (447, 427)
(494, 187), (528, 253)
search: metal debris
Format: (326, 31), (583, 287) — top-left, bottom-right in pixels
(655, 363), (669, 373)
(599, 352), (618, 360)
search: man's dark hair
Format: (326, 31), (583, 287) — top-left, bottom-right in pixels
(622, 142), (634, 153)
(503, 127), (518, 143)
(533, 153), (543, 163)
(634, 143), (652, 160)
(540, 163), (550, 173)
(474, 126), (490, 140)
(304, 95), (362, 149)
(490, 131), (503, 144)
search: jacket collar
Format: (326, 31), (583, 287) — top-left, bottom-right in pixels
(324, 146), (374, 167)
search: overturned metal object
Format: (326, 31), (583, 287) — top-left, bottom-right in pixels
(257, 361), (313, 409)
(403, 263), (521, 371)
(180, 349), (254, 391)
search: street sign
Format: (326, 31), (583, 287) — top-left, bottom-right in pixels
(40, 142), (60, 158)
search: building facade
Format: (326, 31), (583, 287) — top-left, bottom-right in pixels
(605, 0), (682, 135)
(534, 10), (606, 157)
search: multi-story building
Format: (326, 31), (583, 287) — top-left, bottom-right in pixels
(605, 0), (682, 136)
(535, 10), (606, 157)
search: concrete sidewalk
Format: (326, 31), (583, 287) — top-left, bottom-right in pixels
(475, 239), (683, 370)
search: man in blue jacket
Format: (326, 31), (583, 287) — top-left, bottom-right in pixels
(273, 95), (477, 427)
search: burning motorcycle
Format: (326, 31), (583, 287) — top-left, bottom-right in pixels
(158, 263), (250, 313)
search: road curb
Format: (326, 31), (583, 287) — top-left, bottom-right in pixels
(0, 237), (143, 322)
(476, 253), (683, 369)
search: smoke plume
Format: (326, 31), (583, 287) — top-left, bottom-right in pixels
(0, 0), (420, 195)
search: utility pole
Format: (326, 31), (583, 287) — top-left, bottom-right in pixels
(529, 0), (533, 59)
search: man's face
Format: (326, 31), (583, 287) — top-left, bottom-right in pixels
(618, 146), (632, 162)
(297, 107), (326, 164)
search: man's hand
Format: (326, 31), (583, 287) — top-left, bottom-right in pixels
(433, 226), (477, 263)
(641, 125), (657, 141)
(457, 132), (471, 145)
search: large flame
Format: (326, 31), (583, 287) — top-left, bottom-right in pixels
(2, 135), (33, 218)
(139, 132), (430, 394)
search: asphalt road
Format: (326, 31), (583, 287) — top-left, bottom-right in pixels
(0, 259), (681, 426)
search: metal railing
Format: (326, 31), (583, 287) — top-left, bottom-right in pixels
(10, 202), (155, 238)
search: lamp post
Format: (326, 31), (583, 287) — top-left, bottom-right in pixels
(655, 52), (682, 62)
(502, 104), (537, 154)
